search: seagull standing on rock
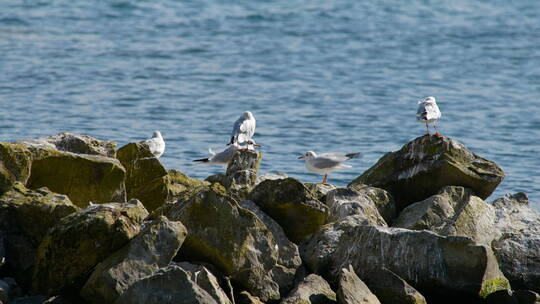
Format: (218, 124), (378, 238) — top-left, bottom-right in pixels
(193, 139), (260, 166)
(416, 96), (442, 136)
(228, 111), (257, 148)
(298, 151), (362, 184)
(144, 131), (165, 158)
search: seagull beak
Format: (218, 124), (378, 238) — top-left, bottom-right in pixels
(253, 143), (262, 147)
(298, 156), (305, 159)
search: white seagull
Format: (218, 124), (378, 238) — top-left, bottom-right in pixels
(416, 96), (442, 136)
(144, 131), (165, 158)
(298, 151), (362, 184)
(228, 111), (256, 147)
(194, 139), (260, 166)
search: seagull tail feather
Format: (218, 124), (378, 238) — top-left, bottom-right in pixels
(345, 152), (363, 159)
(193, 158), (210, 163)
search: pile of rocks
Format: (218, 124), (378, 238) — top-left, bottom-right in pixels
(0, 133), (538, 304)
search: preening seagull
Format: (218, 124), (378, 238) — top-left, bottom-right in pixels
(144, 131), (165, 158)
(193, 139), (260, 166)
(228, 111), (256, 146)
(298, 151), (362, 184)
(416, 96), (442, 136)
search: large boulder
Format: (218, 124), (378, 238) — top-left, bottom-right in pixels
(363, 268), (426, 304)
(18, 132), (116, 157)
(165, 184), (282, 301)
(117, 142), (205, 211)
(239, 200), (302, 295)
(0, 143), (32, 193)
(80, 216), (187, 303)
(325, 188), (387, 225)
(393, 186), (497, 245)
(19, 136), (126, 207)
(305, 183), (338, 202)
(349, 135), (505, 210)
(0, 183), (79, 288)
(32, 200), (148, 295)
(248, 177), (329, 243)
(115, 264), (219, 304)
(337, 265), (381, 304)
(281, 274), (337, 304)
(348, 184), (397, 225)
(491, 193), (540, 293)
(302, 218), (510, 301)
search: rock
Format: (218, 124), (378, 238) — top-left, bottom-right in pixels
(115, 264), (219, 304)
(305, 183), (338, 202)
(213, 150), (262, 200)
(514, 290), (540, 304)
(0, 143), (32, 193)
(237, 291), (265, 304)
(348, 183), (397, 225)
(0, 183), (79, 287)
(239, 200), (302, 294)
(363, 268), (426, 304)
(18, 132), (116, 157)
(491, 193), (540, 293)
(177, 262), (233, 304)
(117, 142), (205, 211)
(80, 216), (187, 303)
(166, 169), (207, 202)
(349, 135), (505, 210)
(337, 265), (381, 304)
(248, 177), (329, 243)
(0, 280), (9, 304)
(9, 295), (49, 304)
(281, 274), (337, 304)
(255, 173), (288, 186)
(325, 188), (387, 225)
(20, 140), (126, 207)
(302, 218), (510, 300)
(32, 200), (148, 295)
(165, 184), (282, 301)
(393, 186), (497, 245)
(484, 289), (518, 304)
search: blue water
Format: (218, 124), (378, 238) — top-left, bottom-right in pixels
(1, 1), (539, 209)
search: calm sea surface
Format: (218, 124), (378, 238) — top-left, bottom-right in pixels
(1, 1), (539, 208)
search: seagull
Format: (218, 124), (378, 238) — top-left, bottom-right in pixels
(143, 131), (165, 158)
(194, 139), (260, 166)
(416, 96), (442, 136)
(298, 151), (362, 184)
(228, 111), (256, 147)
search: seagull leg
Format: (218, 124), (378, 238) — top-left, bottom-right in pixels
(425, 122), (430, 136)
(322, 174), (328, 184)
(433, 122), (442, 137)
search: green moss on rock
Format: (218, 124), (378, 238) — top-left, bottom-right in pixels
(0, 143), (32, 193)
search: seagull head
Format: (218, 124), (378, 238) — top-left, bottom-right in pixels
(298, 151), (317, 159)
(421, 96), (437, 104)
(152, 131), (162, 138)
(246, 139), (261, 147)
(242, 111), (254, 119)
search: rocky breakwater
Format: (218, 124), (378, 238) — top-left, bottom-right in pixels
(0, 133), (537, 304)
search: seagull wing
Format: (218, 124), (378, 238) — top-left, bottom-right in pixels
(311, 156), (343, 169)
(416, 102), (428, 121)
(235, 117), (256, 144)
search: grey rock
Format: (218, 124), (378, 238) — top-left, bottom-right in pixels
(255, 173), (288, 186)
(484, 290), (518, 304)
(81, 216), (188, 304)
(325, 188), (387, 225)
(165, 184), (282, 301)
(0, 280), (9, 304)
(514, 290), (540, 304)
(281, 274), (337, 304)
(237, 291), (265, 304)
(248, 177), (329, 243)
(491, 193), (540, 293)
(239, 200), (302, 295)
(305, 183), (338, 202)
(349, 135), (505, 210)
(394, 186), (497, 245)
(177, 262), (233, 304)
(115, 264), (218, 304)
(348, 183), (397, 225)
(337, 265), (381, 304)
(32, 200), (148, 295)
(302, 218), (509, 300)
(0, 184), (79, 288)
(18, 132), (116, 157)
(363, 268), (426, 304)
